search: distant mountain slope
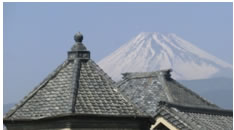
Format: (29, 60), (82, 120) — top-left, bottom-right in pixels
(179, 77), (233, 109)
(98, 32), (232, 81)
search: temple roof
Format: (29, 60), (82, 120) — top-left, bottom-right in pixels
(154, 101), (233, 130)
(4, 33), (145, 120)
(116, 70), (218, 116)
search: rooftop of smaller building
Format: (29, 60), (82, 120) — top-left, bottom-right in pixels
(116, 70), (218, 116)
(154, 101), (233, 130)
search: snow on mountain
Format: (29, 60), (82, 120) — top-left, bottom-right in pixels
(98, 32), (232, 81)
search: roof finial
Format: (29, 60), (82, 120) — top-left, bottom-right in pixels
(74, 32), (83, 42)
(164, 69), (172, 80)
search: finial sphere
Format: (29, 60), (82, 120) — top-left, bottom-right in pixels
(74, 32), (83, 42)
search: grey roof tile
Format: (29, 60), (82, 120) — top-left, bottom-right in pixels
(75, 60), (140, 115)
(4, 60), (73, 120)
(116, 70), (218, 116)
(4, 34), (145, 120)
(155, 101), (233, 130)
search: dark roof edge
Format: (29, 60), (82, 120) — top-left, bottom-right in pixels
(4, 60), (70, 119)
(4, 113), (153, 122)
(158, 101), (233, 116)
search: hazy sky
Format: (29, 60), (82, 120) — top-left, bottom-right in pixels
(3, 2), (233, 104)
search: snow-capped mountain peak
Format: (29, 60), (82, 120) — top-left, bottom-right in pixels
(98, 32), (232, 81)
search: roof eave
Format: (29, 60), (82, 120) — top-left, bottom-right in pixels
(4, 113), (153, 123)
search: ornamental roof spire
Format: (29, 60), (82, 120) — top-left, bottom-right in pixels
(68, 32), (90, 60)
(74, 32), (83, 43)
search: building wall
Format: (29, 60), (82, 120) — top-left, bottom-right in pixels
(6, 126), (143, 130)
(4, 116), (152, 130)
(59, 128), (139, 130)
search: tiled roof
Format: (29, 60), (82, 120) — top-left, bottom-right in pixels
(4, 33), (145, 120)
(155, 101), (233, 130)
(116, 70), (218, 116)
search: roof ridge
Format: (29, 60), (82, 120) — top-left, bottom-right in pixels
(159, 74), (174, 102)
(4, 60), (70, 119)
(168, 79), (218, 108)
(121, 69), (171, 80)
(70, 59), (81, 113)
(115, 78), (130, 88)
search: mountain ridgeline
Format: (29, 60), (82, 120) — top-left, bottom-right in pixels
(97, 32), (233, 109)
(4, 33), (233, 115)
(98, 32), (232, 81)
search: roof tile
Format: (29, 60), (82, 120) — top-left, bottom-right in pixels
(4, 35), (145, 120)
(117, 70), (218, 116)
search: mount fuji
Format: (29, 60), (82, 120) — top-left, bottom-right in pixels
(98, 32), (232, 81)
